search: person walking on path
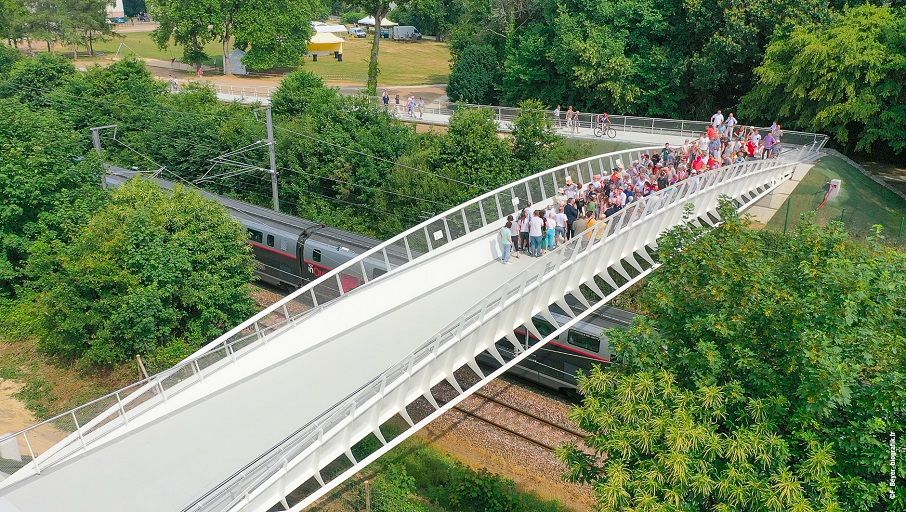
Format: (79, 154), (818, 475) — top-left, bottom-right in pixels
(499, 221), (513, 264)
(382, 89), (390, 108)
(553, 105), (561, 128)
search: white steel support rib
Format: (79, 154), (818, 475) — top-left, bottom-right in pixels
(219, 157), (808, 512)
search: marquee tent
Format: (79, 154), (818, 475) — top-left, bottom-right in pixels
(356, 16), (398, 26)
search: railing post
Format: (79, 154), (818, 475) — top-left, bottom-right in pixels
(116, 391), (129, 427)
(71, 412), (86, 450)
(23, 432), (38, 472)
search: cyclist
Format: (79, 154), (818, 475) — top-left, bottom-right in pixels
(597, 112), (611, 131)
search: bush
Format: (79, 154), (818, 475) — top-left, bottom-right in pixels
(0, 46), (21, 75)
(361, 464), (429, 512)
(35, 177), (256, 367)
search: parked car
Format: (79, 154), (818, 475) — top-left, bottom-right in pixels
(380, 28), (390, 38)
(348, 27), (367, 38)
(108, 16), (128, 24)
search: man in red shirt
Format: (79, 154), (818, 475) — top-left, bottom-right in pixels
(707, 125), (718, 141)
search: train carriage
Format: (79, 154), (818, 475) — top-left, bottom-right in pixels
(105, 168), (634, 393)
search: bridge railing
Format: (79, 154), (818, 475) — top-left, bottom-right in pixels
(183, 145), (820, 512)
(377, 98), (828, 148)
(0, 145), (662, 484)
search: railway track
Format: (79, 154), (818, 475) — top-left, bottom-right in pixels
(447, 389), (586, 451)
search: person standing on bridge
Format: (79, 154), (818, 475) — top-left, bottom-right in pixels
(553, 105), (561, 128)
(382, 90), (390, 108)
(519, 211), (531, 253)
(529, 211), (544, 257)
(499, 221), (513, 264)
(564, 198), (579, 239)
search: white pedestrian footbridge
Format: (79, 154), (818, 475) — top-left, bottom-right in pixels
(0, 133), (826, 512)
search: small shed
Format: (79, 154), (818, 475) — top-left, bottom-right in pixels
(309, 32), (345, 61)
(226, 49), (248, 75)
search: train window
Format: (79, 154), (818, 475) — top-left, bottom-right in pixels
(266, 234), (275, 247)
(312, 249), (322, 262)
(532, 318), (557, 338)
(567, 330), (600, 353)
(248, 229), (263, 243)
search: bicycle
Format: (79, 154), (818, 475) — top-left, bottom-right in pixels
(593, 123), (617, 139)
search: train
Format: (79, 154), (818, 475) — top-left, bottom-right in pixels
(104, 168), (633, 393)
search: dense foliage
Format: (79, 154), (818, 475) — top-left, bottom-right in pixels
(148, 0), (323, 71)
(741, 4), (906, 155)
(0, 59), (258, 370)
(445, 0), (905, 157)
(33, 178), (256, 367)
(0, 98), (105, 297)
(0, 0), (113, 55)
(561, 202), (906, 511)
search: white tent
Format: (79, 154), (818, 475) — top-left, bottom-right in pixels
(314, 24), (349, 33)
(356, 16), (398, 27)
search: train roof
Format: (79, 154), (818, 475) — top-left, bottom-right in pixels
(105, 168), (384, 251)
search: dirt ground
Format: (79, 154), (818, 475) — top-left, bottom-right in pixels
(0, 380), (67, 455)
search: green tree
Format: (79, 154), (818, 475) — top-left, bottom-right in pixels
(559, 368), (840, 511)
(430, 108), (515, 200)
(391, 0), (461, 40)
(0, 51), (75, 107)
(0, 98), (105, 297)
(58, 0), (115, 57)
(35, 177), (256, 367)
(270, 69), (335, 117)
(447, 44), (499, 104)
(741, 4), (906, 155)
(0, 0), (29, 46)
(50, 56), (166, 130)
(511, 98), (558, 171)
(149, 0), (319, 73)
(0, 45), (21, 75)
(568, 202), (905, 511)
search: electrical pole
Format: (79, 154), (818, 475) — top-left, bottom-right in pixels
(265, 105), (280, 212)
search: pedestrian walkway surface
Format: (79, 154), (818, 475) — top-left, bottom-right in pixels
(0, 233), (541, 512)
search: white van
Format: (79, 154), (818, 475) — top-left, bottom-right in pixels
(390, 26), (421, 40)
(348, 27), (367, 38)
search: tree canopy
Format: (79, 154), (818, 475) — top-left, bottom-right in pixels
(741, 4), (906, 156)
(149, 0), (321, 72)
(561, 202), (906, 511)
(0, 98), (104, 297)
(34, 177), (256, 368)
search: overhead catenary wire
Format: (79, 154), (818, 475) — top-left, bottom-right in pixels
(276, 165), (453, 207)
(26, 82), (481, 191)
(272, 124), (480, 189)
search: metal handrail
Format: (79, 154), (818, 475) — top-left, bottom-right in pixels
(184, 146), (818, 512)
(0, 145), (657, 485)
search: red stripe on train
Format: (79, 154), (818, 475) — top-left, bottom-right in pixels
(513, 329), (610, 362)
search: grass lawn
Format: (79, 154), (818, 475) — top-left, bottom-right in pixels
(89, 32), (451, 85)
(765, 155), (906, 244)
(91, 32), (224, 62)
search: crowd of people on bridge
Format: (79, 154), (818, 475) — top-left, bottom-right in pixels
(498, 113), (787, 263)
